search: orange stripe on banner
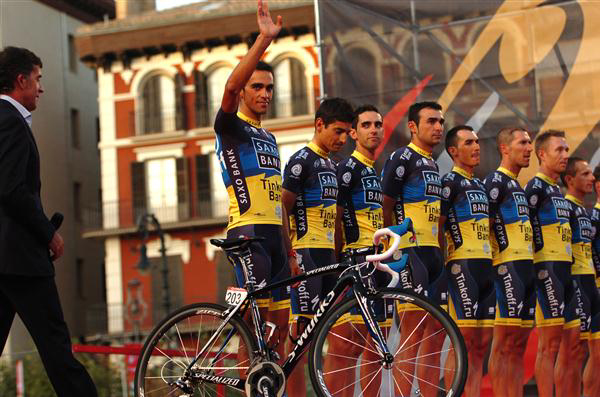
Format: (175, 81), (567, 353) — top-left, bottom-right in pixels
(375, 74), (433, 160)
(480, 328), (538, 396)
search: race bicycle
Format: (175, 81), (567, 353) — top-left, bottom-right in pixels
(134, 220), (467, 396)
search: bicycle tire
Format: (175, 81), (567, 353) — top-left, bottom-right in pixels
(308, 288), (467, 396)
(134, 302), (257, 397)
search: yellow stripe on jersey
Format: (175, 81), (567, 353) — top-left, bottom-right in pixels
(289, 204), (336, 249)
(226, 173), (283, 230)
(343, 207), (383, 250)
(572, 242), (595, 275)
(401, 200), (441, 248)
(491, 221), (533, 266)
(446, 217), (492, 260)
(535, 224), (572, 263)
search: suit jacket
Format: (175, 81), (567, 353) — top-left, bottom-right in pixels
(0, 99), (55, 276)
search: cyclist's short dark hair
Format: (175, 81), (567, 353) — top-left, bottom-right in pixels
(445, 125), (474, 159)
(352, 104), (380, 129)
(408, 101), (442, 126)
(496, 126), (527, 154)
(561, 156), (585, 186)
(534, 129), (565, 163)
(594, 165), (600, 182)
(255, 60), (273, 74)
(0, 46), (42, 94)
(315, 97), (354, 127)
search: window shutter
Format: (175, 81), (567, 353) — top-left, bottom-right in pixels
(175, 73), (186, 131)
(131, 161), (147, 224)
(142, 76), (162, 134)
(195, 154), (212, 217)
(290, 59), (308, 116)
(176, 157), (190, 219)
(194, 70), (209, 127)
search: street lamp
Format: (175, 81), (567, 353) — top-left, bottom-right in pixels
(136, 213), (171, 316)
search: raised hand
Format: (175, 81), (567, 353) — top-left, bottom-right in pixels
(257, 0), (282, 39)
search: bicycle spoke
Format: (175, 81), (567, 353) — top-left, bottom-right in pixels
(394, 312), (428, 356)
(328, 330), (380, 356)
(355, 365), (382, 396)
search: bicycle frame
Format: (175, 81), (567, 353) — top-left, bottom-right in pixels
(184, 251), (394, 392)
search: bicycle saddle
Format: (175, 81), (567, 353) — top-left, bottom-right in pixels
(210, 235), (265, 250)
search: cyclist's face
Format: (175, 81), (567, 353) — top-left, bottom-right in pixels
(454, 129), (480, 168)
(539, 136), (569, 173)
(240, 70), (273, 116)
(315, 119), (351, 152)
(506, 130), (533, 168)
(409, 108), (444, 149)
(351, 111), (383, 153)
(572, 161), (595, 194)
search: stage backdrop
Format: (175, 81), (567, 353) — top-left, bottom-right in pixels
(318, 0), (600, 186)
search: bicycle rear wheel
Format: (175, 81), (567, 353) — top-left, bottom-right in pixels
(134, 303), (257, 397)
(308, 288), (467, 396)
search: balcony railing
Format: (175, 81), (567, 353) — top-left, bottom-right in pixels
(83, 196), (229, 234)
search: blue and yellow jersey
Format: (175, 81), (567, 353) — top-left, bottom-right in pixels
(524, 173), (572, 264)
(381, 142), (441, 248)
(566, 194), (595, 276)
(589, 203), (600, 284)
(214, 110), (282, 230)
(441, 166), (492, 261)
(283, 142), (337, 249)
(337, 150), (383, 250)
(484, 167), (533, 266)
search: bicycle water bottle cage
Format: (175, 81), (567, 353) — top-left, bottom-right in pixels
(210, 235), (265, 251)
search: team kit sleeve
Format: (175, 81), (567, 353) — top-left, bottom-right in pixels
(282, 153), (307, 194)
(484, 174), (502, 220)
(524, 180), (543, 253)
(440, 173), (457, 216)
(213, 109), (241, 136)
(336, 160), (355, 207)
(381, 151), (406, 199)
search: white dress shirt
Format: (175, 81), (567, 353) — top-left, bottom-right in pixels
(0, 94), (32, 127)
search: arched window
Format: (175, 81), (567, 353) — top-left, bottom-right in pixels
(139, 73), (185, 134)
(270, 57), (308, 118)
(335, 48), (377, 104)
(207, 66), (233, 123)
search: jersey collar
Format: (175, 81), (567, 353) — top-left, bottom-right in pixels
(308, 142), (329, 158)
(237, 111), (261, 128)
(352, 150), (375, 168)
(408, 142), (432, 159)
(535, 172), (558, 186)
(565, 194), (584, 207)
(497, 166), (518, 180)
(452, 166), (472, 179)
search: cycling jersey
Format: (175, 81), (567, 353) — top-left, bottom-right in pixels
(337, 150), (383, 250)
(484, 167), (533, 266)
(565, 194), (595, 276)
(283, 142), (337, 249)
(214, 110), (282, 230)
(441, 166), (492, 261)
(381, 142), (441, 248)
(588, 203), (600, 285)
(524, 173), (572, 263)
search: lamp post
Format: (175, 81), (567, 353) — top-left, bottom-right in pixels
(136, 213), (171, 316)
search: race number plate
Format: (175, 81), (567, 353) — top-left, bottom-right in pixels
(225, 287), (247, 306)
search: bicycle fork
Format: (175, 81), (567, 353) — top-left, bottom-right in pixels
(353, 288), (395, 369)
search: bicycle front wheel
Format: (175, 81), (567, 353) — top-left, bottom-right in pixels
(134, 303), (257, 397)
(309, 288), (467, 397)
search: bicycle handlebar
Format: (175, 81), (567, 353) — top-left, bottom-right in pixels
(365, 219), (415, 287)
(365, 219), (414, 263)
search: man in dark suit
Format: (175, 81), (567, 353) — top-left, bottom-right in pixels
(0, 46), (97, 396)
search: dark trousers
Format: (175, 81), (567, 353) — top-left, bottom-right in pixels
(0, 275), (97, 397)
